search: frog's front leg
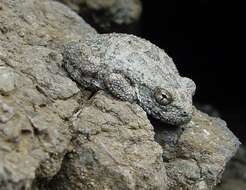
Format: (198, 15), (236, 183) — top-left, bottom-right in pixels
(104, 73), (137, 103)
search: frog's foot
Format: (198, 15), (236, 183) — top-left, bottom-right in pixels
(104, 73), (137, 103)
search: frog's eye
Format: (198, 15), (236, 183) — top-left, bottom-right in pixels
(154, 87), (173, 106)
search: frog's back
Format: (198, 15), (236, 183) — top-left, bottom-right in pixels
(64, 33), (181, 89)
(90, 33), (181, 88)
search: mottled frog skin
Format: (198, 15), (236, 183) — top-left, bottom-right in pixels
(63, 33), (196, 125)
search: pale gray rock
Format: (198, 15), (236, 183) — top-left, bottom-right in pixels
(58, 0), (142, 33)
(43, 93), (239, 190)
(0, 67), (15, 95)
(215, 145), (246, 190)
(0, 0), (94, 189)
(155, 109), (240, 189)
(47, 91), (168, 190)
(0, 100), (15, 123)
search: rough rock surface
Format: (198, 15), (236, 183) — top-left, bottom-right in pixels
(215, 145), (246, 190)
(57, 0), (142, 33)
(154, 109), (240, 190)
(46, 91), (168, 190)
(0, 0), (94, 189)
(41, 92), (239, 190)
(0, 0), (240, 190)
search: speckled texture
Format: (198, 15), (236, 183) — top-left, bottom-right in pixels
(155, 109), (240, 190)
(46, 91), (168, 190)
(63, 33), (196, 125)
(0, 0), (94, 189)
(215, 145), (246, 190)
(43, 92), (240, 190)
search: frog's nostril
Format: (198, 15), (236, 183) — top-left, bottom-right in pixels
(180, 111), (189, 117)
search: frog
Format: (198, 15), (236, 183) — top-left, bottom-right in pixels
(62, 33), (196, 125)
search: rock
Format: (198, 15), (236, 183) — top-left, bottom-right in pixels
(0, 100), (15, 124)
(195, 103), (221, 117)
(0, 0), (240, 189)
(46, 91), (168, 190)
(58, 0), (142, 33)
(44, 93), (239, 190)
(56, 0), (84, 12)
(214, 145), (246, 190)
(0, 67), (15, 95)
(0, 0), (94, 189)
(154, 109), (240, 189)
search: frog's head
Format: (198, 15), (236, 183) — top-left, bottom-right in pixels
(137, 77), (196, 126)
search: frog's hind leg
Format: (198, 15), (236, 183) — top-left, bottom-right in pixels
(104, 73), (137, 103)
(72, 59), (104, 90)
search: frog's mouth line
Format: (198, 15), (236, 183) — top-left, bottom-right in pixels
(159, 111), (192, 126)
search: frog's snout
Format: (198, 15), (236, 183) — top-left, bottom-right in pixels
(179, 110), (192, 122)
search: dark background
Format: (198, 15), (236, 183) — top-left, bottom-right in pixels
(140, 0), (245, 142)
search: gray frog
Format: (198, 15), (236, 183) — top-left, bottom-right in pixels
(63, 33), (196, 125)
